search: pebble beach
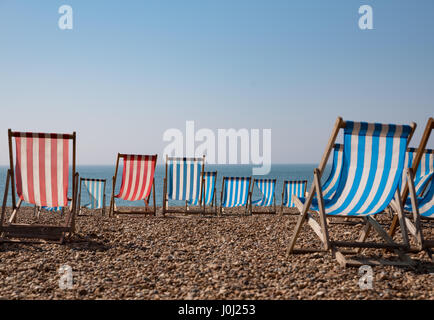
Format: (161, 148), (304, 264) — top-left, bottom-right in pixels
(0, 206), (432, 300)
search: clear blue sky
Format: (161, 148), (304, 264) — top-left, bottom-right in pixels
(0, 0), (433, 165)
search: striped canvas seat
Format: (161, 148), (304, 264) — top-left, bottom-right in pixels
(402, 148), (434, 196)
(221, 177), (251, 207)
(298, 121), (412, 216)
(282, 180), (306, 208)
(83, 179), (105, 209)
(14, 133), (71, 207)
(115, 155), (157, 202)
(322, 144), (344, 199)
(188, 171), (216, 206)
(405, 181), (434, 218)
(167, 157), (203, 202)
(252, 179), (276, 207)
(2, 130), (78, 243)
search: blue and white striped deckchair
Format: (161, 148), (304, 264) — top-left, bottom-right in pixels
(220, 177), (252, 215)
(281, 180), (307, 214)
(79, 178), (106, 215)
(322, 144), (344, 199)
(288, 117), (416, 267)
(393, 117), (434, 257)
(34, 205), (65, 220)
(163, 156), (205, 214)
(251, 178), (276, 213)
(405, 178), (434, 218)
(187, 172), (217, 211)
(402, 148), (434, 196)
(41, 206), (63, 212)
(398, 167), (434, 256)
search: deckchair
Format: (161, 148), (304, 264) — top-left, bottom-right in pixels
(109, 154), (157, 216)
(389, 117), (434, 258)
(220, 177), (252, 215)
(162, 156), (205, 215)
(0, 130), (78, 243)
(322, 144), (344, 199)
(402, 147), (434, 196)
(280, 180), (307, 215)
(37, 206), (64, 216)
(250, 178), (277, 214)
(41, 206), (63, 212)
(186, 171), (217, 215)
(35, 198), (74, 218)
(78, 178), (106, 216)
(32, 205), (65, 222)
(287, 117), (416, 267)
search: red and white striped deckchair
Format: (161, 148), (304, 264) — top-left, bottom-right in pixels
(109, 154), (158, 216)
(0, 129), (78, 243)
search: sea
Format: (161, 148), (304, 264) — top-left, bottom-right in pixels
(0, 164), (332, 207)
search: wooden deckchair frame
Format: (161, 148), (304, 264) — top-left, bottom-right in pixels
(109, 153), (157, 217)
(78, 178), (106, 216)
(186, 171), (218, 215)
(219, 177), (252, 216)
(286, 117), (417, 267)
(0, 129), (78, 244)
(389, 117), (434, 259)
(250, 178), (277, 214)
(162, 155), (206, 216)
(280, 180), (307, 215)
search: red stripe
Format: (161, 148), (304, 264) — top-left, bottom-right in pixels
(141, 157), (156, 199)
(26, 137), (35, 204)
(39, 137), (47, 206)
(51, 138), (58, 206)
(131, 157), (142, 200)
(125, 156), (135, 200)
(63, 138), (69, 206)
(15, 138), (23, 201)
(136, 156), (148, 200)
(116, 155), (128, 198)
(146, 157), (156, 198)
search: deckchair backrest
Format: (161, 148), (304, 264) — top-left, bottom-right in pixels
(322, 144), (344, 199)
(283, 180), (306, 207)
(203, 172), (217, 205)
(188, 171), (216, 206)
(116, 155), (157, 201)
(403, 148), (434, 195)
(12, 131), (74, 207)
(222, 177), (251, 207)
(326, 121), (412, 216)
(83, 179), (105, 209)
(253, 179), (276, 206)
(167, 157), (204, 201)
(417, 180), (433, 217)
